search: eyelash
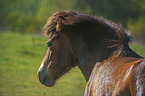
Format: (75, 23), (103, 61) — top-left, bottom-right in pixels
(47, 42), (52, 47)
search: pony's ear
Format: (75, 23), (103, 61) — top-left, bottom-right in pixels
(59, 15), (66, 21)
(56, 15), (66, 31)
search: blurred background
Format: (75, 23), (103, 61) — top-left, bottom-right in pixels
(1, 0), (145, 42)
(0, 0), (145, 96)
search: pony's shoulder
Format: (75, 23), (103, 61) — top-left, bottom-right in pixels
(84, 57), (144, 96)
(132, 59), (145, 95)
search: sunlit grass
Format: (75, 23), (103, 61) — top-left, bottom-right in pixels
(130, 44), (145, 58)
(0, 32), (86, 96)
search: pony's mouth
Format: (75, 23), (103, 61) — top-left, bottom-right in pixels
(41, 75), (56, 87)
(37, 70), (56, 87)
(37, 63), (56, 87)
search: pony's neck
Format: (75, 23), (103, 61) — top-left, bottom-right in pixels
(75, 45), (115, 81)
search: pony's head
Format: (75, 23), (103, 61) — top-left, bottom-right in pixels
(37, 11), (78, 87)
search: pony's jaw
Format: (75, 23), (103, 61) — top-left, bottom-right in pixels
(37, 63), (56, 87)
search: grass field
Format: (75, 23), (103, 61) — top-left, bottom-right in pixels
(0, 32), (145, 96)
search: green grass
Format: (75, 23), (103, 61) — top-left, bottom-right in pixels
(0, 32), (145, 96)
(0, 32), (86, 96)
(130, 44), (145, 58)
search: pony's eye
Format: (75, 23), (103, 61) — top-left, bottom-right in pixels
(47, 42), (52, 47)
(47, 42), (55, 47)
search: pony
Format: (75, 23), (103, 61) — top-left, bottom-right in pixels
(37, 11), (145, 96)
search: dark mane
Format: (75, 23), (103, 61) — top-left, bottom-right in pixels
(43, 10), (130, 48)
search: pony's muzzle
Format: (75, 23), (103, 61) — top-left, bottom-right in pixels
(37, 63), (56, 87)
